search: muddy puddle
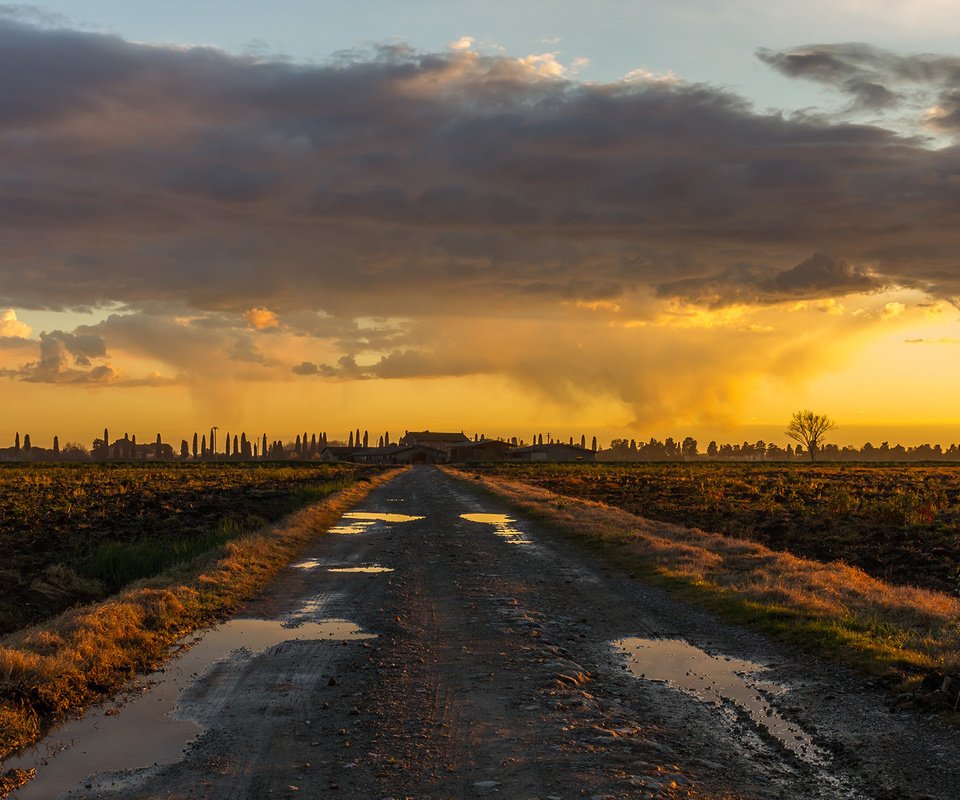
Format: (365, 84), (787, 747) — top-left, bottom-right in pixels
(328, 565), (394, 573)
(292, 558), (393, 573)
(329, 511), (424, 534)
(614, 637), (818, 761)
(460, 513), (533, 545)
(5, 617), (376, 799)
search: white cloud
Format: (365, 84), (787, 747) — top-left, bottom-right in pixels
(449, 35), (474, 51)
(0, 309), (31, 338)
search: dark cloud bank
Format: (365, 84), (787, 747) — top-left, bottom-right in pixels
(0, 17), (955, 320)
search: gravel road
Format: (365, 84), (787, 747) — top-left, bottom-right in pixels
(14, 466), (960, 799)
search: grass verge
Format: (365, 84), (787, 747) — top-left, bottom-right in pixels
(0, 468), (403, 762)
(446, 468), (960, 697)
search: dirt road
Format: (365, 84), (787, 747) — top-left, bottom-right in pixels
(12, 466), (960, 799)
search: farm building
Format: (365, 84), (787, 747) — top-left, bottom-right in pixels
(348, 445), (449, 464)
(399, 430), (470, 454)
(449, 439), (515, 462)
(506, 443), (596, 462)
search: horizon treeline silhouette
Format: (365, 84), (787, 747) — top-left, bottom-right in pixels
(4, 428), (960, 463)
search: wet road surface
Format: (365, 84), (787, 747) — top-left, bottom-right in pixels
(11, 466), (960, 799)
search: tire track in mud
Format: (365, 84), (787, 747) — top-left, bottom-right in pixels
(14, 466), (960, 800)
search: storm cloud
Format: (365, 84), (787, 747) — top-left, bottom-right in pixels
(0, 18), (955, 319)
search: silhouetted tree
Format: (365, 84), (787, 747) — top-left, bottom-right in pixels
(262, 433), (268, 460)
(538, 433), (543, 446)
(378, 435), (384, 448)
(14, 432), (19, 452)
(363, 430), (369, 448)
(295, 434), (302, 456)
(155, 433), (162, 460)
(348, 431), (354, 448)
(681, 437), (698, 460)
(786, 410), (836, 462)
(131, 434), (137, 459)
(591, 436), (597, 452)
(201, 434), (206, 456)
(193, 432), (199, 459)
(180, 440), (189, 459)
(383, 431), (389, 446)
(53, 436), (60, 455)
(253, 442), (259, 459)
(707, 441), (718, 457)
(310, 433), (317, 455)
(22, 434), (31, 451)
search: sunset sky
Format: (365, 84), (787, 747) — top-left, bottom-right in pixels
(1, 1), (959, 449)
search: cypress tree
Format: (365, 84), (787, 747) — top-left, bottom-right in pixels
(538, 433), (543, 446)
(378, 435), (384, 448)
(384, 431), (389, 446)
(348, 431), (354, 449)
(193, 432), (199, 458)
(363, 430), (369, 449)
(591, 436), (598, 452)
(233, 434), (239, 456)
(580, 434), (586, 449)
(180, 440), (189, 459)
(53, 435), (60, 454)
(23, 434), (31, 450)
(262, 433), (268, 460)
(209, 428), (215, 457)
(311, 433), (317, 454)
(201, 434), (206, 456)
(253, 442), (259, 459)
(225, 432), (231, 457)
(156, 433), (162, 459)
(14, 432), (19, 452)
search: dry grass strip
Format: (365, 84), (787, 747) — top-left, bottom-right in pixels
(0, 468), (404, 761)
(447, 468), (960, 683)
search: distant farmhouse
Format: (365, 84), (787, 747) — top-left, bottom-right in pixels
(507, 443), (596, 462)
(399, 430), (471, 454)
(347, 444), (448, 465)
(449, 439), (515, 462)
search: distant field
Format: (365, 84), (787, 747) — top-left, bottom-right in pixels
(0, 463), (377, 634)
(472, 463), (960, 596)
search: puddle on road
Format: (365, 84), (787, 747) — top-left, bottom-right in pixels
(291, 559), (394, 573)
(5, 618), (376, 799)
(329, 511), (424, 534)
(328, 565), (394, 574)
(614, 638), (818, 761)
(460, 513), (533, 545)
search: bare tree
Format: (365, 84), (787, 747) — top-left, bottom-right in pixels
(786, 410), (836, 462)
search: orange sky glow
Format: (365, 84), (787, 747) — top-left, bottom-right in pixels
(0, 17), (958, 451)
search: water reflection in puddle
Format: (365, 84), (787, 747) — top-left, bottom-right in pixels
(614, 638), (818, 761)
(6, 618), (376, 799)
(328, 566), (394, 574)
(329, 511), (424, 534)
(291, 559), (394, 573)
(460, 513), (533, 545)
